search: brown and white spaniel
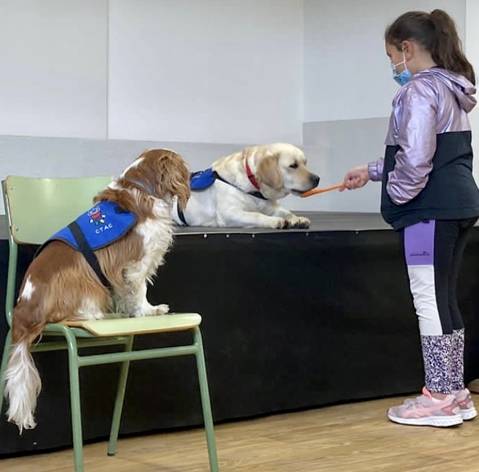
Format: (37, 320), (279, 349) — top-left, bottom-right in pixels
(5, 149), (190, 432)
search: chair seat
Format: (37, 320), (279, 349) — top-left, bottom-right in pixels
(63, 313), (202, 337)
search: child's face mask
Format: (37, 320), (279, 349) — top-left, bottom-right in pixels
(391, 51), (412, 86)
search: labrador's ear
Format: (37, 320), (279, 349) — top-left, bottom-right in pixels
(256, 152), (283, 190)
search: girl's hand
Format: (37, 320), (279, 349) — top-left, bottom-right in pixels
(341, 165), (370, 191)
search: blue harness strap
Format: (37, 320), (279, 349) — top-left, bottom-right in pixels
(67, 221), (112, 289)
(38, 201), (137, 289)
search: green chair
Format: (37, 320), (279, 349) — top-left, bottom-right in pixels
(0, 176), (219, 472)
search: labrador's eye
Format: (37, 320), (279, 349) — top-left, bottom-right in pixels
(289, 163), (298, 169)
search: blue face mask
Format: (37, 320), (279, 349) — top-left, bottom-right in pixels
(391, 52), (412, 86)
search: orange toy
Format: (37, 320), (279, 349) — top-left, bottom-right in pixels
(300, 183), (345, 198)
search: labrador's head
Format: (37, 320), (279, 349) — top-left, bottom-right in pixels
(245, 143), (320, 199)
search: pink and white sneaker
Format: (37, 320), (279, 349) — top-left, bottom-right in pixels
(454, 388), (477, 421)
(387, 387), (463, 427)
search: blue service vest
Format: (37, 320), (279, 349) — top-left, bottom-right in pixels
(190, 168), (218, 191)
(48, 201), (137, 251)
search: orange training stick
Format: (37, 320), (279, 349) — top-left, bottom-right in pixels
(300, 183), (345, 198)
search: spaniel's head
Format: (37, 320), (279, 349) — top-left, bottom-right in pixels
(121, 149), (190, 209)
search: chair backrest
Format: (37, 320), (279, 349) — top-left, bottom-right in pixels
(3, 175), (112, 245)
(2, 175), (112, 326)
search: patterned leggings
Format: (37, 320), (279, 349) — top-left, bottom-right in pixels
(403, 219), (476, 394)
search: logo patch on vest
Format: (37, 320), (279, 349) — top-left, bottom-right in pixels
(88, 207), (113, 234)
(89, 207), (106, 225)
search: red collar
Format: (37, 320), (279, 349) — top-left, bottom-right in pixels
(244, 158), (261, 191)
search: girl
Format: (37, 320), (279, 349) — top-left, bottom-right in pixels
(343, 9), (479, 427)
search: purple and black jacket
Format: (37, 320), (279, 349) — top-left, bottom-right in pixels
(368, 68), (479, 229)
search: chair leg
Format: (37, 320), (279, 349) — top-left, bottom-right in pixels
(65, 330), (84, 472)
(0, 329), (12, 415)
(107, 335), (134, 456)
(194, 327), (219, 472)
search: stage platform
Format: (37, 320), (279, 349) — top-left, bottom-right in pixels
(0, 211), (389, 240)
(173, 212), (390, 234)
(1, 211), (479, 456)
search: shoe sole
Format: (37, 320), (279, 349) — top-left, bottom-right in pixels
(460, 407), (478, 421)
(388, 413), (463, 427)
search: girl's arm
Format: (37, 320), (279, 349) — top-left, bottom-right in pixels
(387, 81), (437, 205)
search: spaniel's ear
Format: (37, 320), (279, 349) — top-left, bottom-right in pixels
(152, 150), (191, 208)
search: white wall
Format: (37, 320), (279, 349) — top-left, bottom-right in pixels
(108, 0), (303, 144)
(304, 0), (466, 123)
(0, 0), (303, 145)
(0, 0), (107, 138)
(298, 118), (388, 212)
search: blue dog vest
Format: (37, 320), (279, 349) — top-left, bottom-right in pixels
(39, 201), (137, 289)
(176, 168), (218, 226)
(176, 168), (217, 226)
(49, 201), (137, 251)
(190, 168), (218, 191)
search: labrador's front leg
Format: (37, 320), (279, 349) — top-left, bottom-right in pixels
(268, 205), (311, 229)
(219, 209), (290, 229)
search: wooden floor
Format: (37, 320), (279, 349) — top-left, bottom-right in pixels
(3, 395), (479, 472)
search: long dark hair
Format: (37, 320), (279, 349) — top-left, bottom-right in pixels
(385, 9), (475, 85)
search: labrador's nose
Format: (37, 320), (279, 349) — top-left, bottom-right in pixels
(310, 174), (320, 187)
